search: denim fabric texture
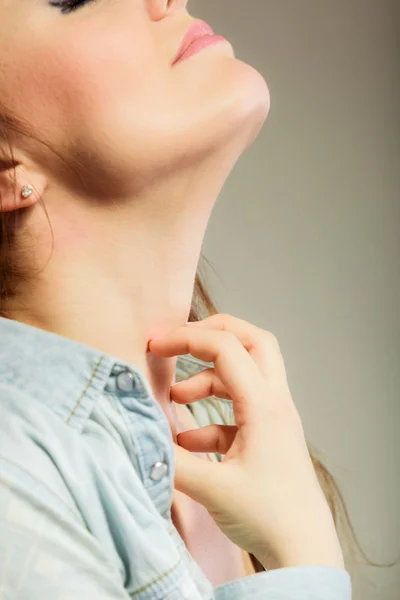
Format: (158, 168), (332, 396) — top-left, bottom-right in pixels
(0, 317), (352, 599)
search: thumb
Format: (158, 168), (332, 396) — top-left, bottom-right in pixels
(173, 443), (223, 509)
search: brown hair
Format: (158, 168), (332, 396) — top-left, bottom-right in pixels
(1, 107), (398, 588)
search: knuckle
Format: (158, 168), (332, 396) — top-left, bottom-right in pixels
(257, 330), (281, 354)
(212, 315), (282, 354)
(220, 331), (241, 352)
(218, 313), (234, 330)
(262, 330), (279, 345)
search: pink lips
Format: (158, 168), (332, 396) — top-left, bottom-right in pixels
(172, 20), (227, 66)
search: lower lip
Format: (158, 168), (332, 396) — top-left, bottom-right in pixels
(173, 35), (229, 66)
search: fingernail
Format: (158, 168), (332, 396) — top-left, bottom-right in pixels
(185, 321), (195, 325)
(147, 338), (162, 351)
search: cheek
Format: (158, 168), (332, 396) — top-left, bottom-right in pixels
(56, 34), (157, 131)
(45, 27), (173, 176)
(5, 22), (162, 150)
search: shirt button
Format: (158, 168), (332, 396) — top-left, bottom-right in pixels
(115, 370), (136, 393)
(150, 461), (169, 481)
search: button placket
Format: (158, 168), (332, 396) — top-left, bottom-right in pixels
(108, 363), (175, 516)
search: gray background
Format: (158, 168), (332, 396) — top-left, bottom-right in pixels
(191, 1), (400, 599)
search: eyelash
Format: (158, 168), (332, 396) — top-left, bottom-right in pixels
(49, 0), (94, 14)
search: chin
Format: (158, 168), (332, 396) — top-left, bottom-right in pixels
(208, 58), (271, 155)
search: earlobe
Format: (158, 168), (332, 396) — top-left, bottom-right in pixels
(0, 167), (44, 213)
(18, 182), (41, 209)
(21, 184), (34, 199)
(19, 184), (38, 209)
(0, 182), (38, 212)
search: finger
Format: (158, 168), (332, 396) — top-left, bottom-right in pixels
(170, 367), (232, 403)
(177, 424), (238, 455)
(173, 443), (223, 507)
(184, 314), (288, 386)
(150, 327), (265, 427)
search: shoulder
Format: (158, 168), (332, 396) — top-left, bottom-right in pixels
(0, 383), (87, 521)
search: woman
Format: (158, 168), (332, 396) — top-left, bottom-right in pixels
(0, 0), (352, 598)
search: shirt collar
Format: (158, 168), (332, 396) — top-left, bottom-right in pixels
(0, 316), (209, 431)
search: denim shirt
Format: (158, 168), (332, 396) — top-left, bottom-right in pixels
(0, 317), (352, 599)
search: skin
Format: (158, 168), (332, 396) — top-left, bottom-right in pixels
(0, 0), (270, 436)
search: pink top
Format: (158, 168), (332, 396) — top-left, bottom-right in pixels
(171, 403), (255, 587)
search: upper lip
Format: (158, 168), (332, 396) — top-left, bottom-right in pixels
(172, 20), (215, 65)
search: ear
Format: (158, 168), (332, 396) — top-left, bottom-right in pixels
(0, 163), (47, 213)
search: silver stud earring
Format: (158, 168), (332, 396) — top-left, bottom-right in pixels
(21, 184), (34, 199)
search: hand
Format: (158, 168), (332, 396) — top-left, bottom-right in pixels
(148, 314), (344, 569)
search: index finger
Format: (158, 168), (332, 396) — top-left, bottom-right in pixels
(185, 314), (288, 385)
